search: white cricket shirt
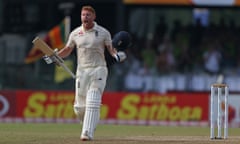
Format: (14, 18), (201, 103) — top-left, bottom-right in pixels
(66, 22), (112, 68)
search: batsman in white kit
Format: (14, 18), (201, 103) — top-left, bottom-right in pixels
(42, 5), (131, 141)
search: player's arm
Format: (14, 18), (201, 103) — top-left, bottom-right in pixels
(57, 46), (74, 58)
(57, 32), (75, 58)
(43, 32), (75, 64)
(42, 46), (73, 65)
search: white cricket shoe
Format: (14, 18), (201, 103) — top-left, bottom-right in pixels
(80, 131), (92, 141)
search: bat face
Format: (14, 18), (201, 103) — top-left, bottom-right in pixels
(32, 37), (55, 56)
(32, 37), (76, 79)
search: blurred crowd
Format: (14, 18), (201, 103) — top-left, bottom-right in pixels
(124, 17), (240, 77)
(105, 16), (240, 92)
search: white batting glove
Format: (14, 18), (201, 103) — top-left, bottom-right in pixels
(42, 48), (60, 65)
(114, 51), (127, 62)
(42, 55), (53, 64)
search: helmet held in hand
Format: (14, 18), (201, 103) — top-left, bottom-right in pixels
(112, 31), (132, 51)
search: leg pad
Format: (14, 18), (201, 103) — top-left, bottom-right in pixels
(81, 89), (101, 139)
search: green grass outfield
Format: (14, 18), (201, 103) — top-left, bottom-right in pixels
(0, 123), (239, 144)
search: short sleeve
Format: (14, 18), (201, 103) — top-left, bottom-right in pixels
(65, 32), (75, 49)
(104, 31), (112, 46)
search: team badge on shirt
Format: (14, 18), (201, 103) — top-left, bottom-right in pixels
(79, 30), (84, 35)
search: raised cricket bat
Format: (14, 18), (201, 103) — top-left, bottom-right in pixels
(32, 37), (76, 79)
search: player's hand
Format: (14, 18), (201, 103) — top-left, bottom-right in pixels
(42, 55), (54, 64)
(42, 55), (61, 66)
(53, 48), (58, 54)
(114, 51), (127, 62)
(42, 48), (61, 65)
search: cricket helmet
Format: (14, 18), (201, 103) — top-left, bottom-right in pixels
(112, 31), (132, 51)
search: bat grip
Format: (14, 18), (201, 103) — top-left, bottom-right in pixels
(50, 55), (64, 65)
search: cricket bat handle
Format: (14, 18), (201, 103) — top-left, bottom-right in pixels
(52, 54), (76, 79)
(58, 61), (76, 79)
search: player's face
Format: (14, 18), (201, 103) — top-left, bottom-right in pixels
(81, 9), (95, 30)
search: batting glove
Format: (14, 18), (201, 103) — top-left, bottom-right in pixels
(42, 55), (54, 64)
(42, 48), (60, 65)
(114, 51), (127, 62)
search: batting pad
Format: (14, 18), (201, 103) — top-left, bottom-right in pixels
(81, 89), (102, 139)
(73, 106), (85, 122)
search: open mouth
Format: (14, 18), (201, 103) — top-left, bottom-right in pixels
(83, 19), (89, 24)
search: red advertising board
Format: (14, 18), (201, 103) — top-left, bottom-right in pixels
(15, 90), (76, 122)
(0, 90), (209, 125)
(0, 91), (16, 117)
(101, 92), (209, 125)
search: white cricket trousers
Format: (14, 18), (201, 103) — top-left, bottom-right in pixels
(74, 66), (108, 108)
(73, 66), (108, 139)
